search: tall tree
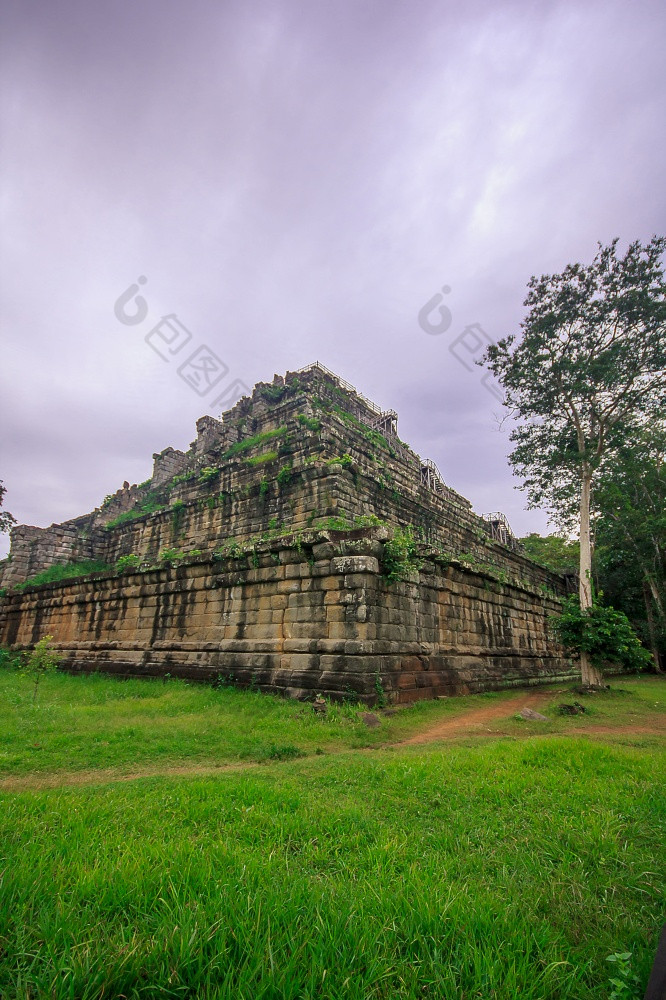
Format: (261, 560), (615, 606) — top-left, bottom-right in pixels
(0, 480), (16, 535)
(482, 237), (666, 686)
(593, 426), (666, 670)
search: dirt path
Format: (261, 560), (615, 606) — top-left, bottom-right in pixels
(2, 689), (663, 792)
(0, 760), (259, 793)
(395, 689), (554, 746)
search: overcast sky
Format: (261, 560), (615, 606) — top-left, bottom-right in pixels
(1, 0), (664, 558)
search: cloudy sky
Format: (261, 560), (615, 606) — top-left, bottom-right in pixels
(1, 0), (664, 557)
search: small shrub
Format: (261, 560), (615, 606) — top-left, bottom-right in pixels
(0, 646), (21, 670)
(259, 477), (270, 496)
(115, 554), (141, 572)
(21, 635), (61, 702)
(277, 465), (292, 487)
(158, 548), (181, 566)
(198, 466), (219, 484)
(171, 471), (196, 486)
(551, 597), (653, 672)
(297, 413), (321, 432)
(382, 527), (422, 584)
(605, 952), (641, 1000)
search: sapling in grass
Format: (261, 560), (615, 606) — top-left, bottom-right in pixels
(21, 635), (61, 703)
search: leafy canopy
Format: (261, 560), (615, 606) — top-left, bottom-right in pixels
(483, 236), (666, 524)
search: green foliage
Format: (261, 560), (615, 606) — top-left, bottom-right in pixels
(382, 527), (422, 583)
(115, 554), (141, 572)
(374, 671), (387, 708)
(104, 498), (165, 529)
(332, 405), (392, 452)
(551, 597), (653, 672)
(247, 451), (278, 466)
(214, 541), (244, 560)
(593, 426), (666, 669)
(171, 471), (197, 486)
(223, 427), (287, 460)
(326, 453), (354, 468)
(259, 477), (270, 496)
(158, 548), (182, 566)
(198, 466), (220, 484)
(605, 952), (641, 1000)
(296, 413), (321, 432)
(257, 381), (301, 404)
(276, 465), (292, 487)
(520, 533), (579, 574)
(20, 635), (61, 702)
(14, 560), (111, 591)
(101, 493), (115, 509)
(0, 646), (21, 669)
(137, 479), (152, 489)
(482, 237), (666, 525)
(0, 479), (16, 534)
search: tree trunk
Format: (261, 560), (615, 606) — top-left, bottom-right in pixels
(579, 467), (604, 687)
(642, 579), (664, 673)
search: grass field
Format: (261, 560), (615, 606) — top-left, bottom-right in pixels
(1, 668), (664, 999)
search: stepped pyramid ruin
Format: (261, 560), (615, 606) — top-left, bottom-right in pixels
(0, 363), (575, 702)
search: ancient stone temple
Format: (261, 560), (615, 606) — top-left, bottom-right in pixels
(0, 363), (575, 702)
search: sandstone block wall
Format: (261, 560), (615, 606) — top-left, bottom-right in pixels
(0, 531), (577, 703)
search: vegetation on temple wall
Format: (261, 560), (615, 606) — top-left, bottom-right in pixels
(115, 554), (141, 572)
(296, 413), (321, 432)
(247, 451), (279, 466)
(222, 426), (287, 460)
(326, 453), (353, 468)
(13, 560), (112, 591)
(382, 526), (422, 583)
(276, 465), (292, 487)
(197, 466), (220, 484)
(171, 470), (197, 486)
(104, 496), (166, 529)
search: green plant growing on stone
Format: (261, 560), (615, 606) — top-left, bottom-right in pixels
(115, 554), (141, 572)
(297, 413), (321, 432)
(223, 427), (287, 460)
(198, 466), (219, 484)
(374, 671), (387, 708)
(248, 451), (279, 467)
(171, 471), (196, 486)
(551, 596), (652, 674)
(14, 560), (111, 591)
(277, 465), (292, 487)
(259, 477), (270, 496)
(170, 500), (186, 537)
(21, 635), (60, 702)
(158, 548), (181, 566)
(382, 527), (421, 584)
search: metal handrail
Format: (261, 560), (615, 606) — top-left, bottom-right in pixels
(296, 362), (384, 415)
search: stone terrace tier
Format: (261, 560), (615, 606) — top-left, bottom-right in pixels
(0, 364), (576, 701)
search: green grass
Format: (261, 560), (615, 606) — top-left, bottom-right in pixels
(12, 559), (111, 591)
(222, 426), (287, 460)
(0, 670), (664, 998)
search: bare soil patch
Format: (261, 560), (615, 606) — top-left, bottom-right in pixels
(396, 690), (554, 746)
